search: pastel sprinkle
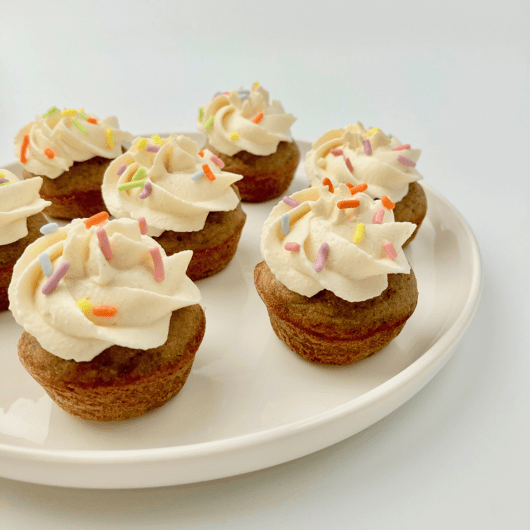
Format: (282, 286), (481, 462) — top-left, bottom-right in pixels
(40, 223), (58, 235)
(96, 227), (113, 260)
(152, 134), (162, 145)
(363, 139), (372, 155)
(72, 118), (87, 134)
(86, 117), (98, 125)
(42, 106), (59, 118)
(0, 177), (9, 184)
(132, 166), (147, 181)
(44, 148), (55, 159)
(354, 223), (365, 243)
(20, 134), (30, 164)
(77, 111), (88, 120)
(330, 148), (343, 156)
(381, 196), (395, 210)
(84, 212), (109, 228)
(117, 163), (128, 176)
(282, 196), (300, 208)
(202, 164), (216, 181)
(346, 183), (368, 195)
(106, 129), (114, 149)
(237, 89), (250, 99)
(198, 150), (204, 158)
(204, 116), (215, 130)
(198, 107), (205, 121)
(118, 179), (145, 191)
(252, 112), (264, 124)
(0, 182), (10, 187)
(392, 144), (411, 151)
(372, 208), (385, 224)
(62, 109), (77, 117)
(92, 305), (118, 317)
(0, 172), (5, 179)
(138, 217), (148, 235)
(229, 132), (240, 141)
(41, 261), (70, 295)
(139, 181), (152, 199)
(337, 199), (360, 209)
(146, 145), (160, 153)
(322, 178), (334, 193)
(191, 170), (204, 181)
(77, 298), (92, 314)
(38, 252), (53, 276)
(149, 247), (165, 282)
(383, 241), (398, 260)
(284, 242), (301, 252)
(210, 154), (225, 169)
(344, 157), (354, 172)
(369, 128), (381, 136)
(137, 138), (148, 151)
(397, 154), (416, 167)
(314, 242), (329, 273)
(281, 213), (290, 234)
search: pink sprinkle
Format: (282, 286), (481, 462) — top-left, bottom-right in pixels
(210, 154), (225, 169)
(0, 178), (9, 184)
(314, 242), (329, 272)
(372, 208), (385, 224)
(344, 157), (353, 172)
(150, 247), (165, 282)
(282, 196), (300, 208)
(138, 217), (148, 235)
(284, 242), (301, 252)
(397, 155), (416, 167)
(117, 163), (128, 176)
(392, 144), (411, 151)
(383, 241), (398, 260)
(146, 145), (161, 153)
(96, 227), (113, 260)
(363, 139), (372, 155)
(330, 148), (343, 156)
(41, 261), (70, 295)
(139, 181), (152, 199)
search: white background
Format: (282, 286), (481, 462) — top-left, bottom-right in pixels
(1, 1), (529, 528)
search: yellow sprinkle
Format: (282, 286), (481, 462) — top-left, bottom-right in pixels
(77, 108), (85, 112)
(106, 128), (114, 149)
(137, 138), (148, 151)
(253, 81), (259, 87)
(369, 128), (381, 136)
(151, 134), (162, 146)
(0, 172), (5, 179)
(353, 223), (365, 243)
(229, 132), (240, 141)
(77, 298), (92, 314)
(61, 109), (77, 117)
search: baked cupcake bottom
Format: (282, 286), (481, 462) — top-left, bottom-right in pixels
(254, 261), (418, 365)
(23, 155), (116, 219)
(153, 202), (247, 281)
(206, 141), (301, 203)
(18, 305), (206, 421)
(393, 182), (428, 247)
(0, 212), (48, 311)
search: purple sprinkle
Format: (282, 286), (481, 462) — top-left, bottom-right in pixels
(146, 145), (160, 153)
(282, 196), (300, 208)
(372, 208), (385, 224)
(397, 154), (416, 168)
(363, 139), (372, 156)
(314, 242), (329, 272)
(344, 157), (353, 172)
(0, 178), (9, 184)
(117, 163), (128, 176)
(139, 181), (152, 199)
(42, 261), (70, 295)
(330, 148), (343, 156)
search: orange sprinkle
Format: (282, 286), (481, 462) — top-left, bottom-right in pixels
(198, 150), (204, 157)
(44, 148), (55, 159)
(20, 135), (30, 164)
(337, 199), (360, 209)
(92, 305), (117, 317)
(87, 118), (98, 124)
(202, 164), (216, 181)
(252, 112), (264, 124)
(322, 178), (334, 193)
(346, 183), (368, 195)
(381, 196), (395, 210)
(84, 211), (109, 229)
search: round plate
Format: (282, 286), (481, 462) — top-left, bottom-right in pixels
(0, 137), (481, 488)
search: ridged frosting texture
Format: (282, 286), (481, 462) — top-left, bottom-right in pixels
(305, 123), (422, 202)
(0, 169), (50, 245)
(261, 184), (416, 302)
(197, 83), (296, 156)
(8, 217), (201, 362)
(14, 107), (133, 179)
(102, 134), (243, 236)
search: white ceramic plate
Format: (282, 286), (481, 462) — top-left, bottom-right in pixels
(0, 137), (481, 489)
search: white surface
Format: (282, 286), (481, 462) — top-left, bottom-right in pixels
(0, 141), (480, 488)
(1, 0), (529, 528)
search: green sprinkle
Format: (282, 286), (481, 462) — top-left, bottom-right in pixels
(204, 115), (214, 130)
(132, 166), (147, 181)
(78, 111), (88, 120)
(42, 106), (59, 118)
(72, 118), (87, 135)
(118, 179), (146, 191)
(0, 182), (11, 186)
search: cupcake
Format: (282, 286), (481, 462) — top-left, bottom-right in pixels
(0, 169), (51, 311)
(254, 183), (418, 365)
(15, 106), (132, 219)
(102, 134), (247, 281)
(197, 82), (300, 202)
(305, 123), (427, 245)
(8, 214), (205, 421)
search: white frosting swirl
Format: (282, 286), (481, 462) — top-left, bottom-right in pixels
(261, 184), (416, 302)
(197, 83), (296, 156)
(102, 134), (243, 236)
(0, 169), (50, 246)
(14, 107), (133, 179)
(8, 217), (201, 361)
(305, 123), (423, 202)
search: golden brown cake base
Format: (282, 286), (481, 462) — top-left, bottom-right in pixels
(18, 305), (206, 421)
(206, 141), (301, 203)
(393, 181), (428, 247)
(23, 155), (116, 219)
(254, 261), (418, 365)
(153, 201), (247, 281)
(0, 213), (48, 311)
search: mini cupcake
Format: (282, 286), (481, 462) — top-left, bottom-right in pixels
(197, 82), (300, 202)
(15, 106), (132, 219)
(305, 123), (427, 245)
(0, 169), (51, 311)
(255, 182), (418, 365)
(8, 214), (205, 421)
(102, 134), (247, 281)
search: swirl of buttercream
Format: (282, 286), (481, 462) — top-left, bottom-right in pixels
(14, 107), (133, 179)
(0, 169), (51, 245)
(8, 217), (201, 361)
(102, 134), (243, 236)
(197, 83), (296, 156)
(261, 184), (416, 302)
(305, 123), (423, 202)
